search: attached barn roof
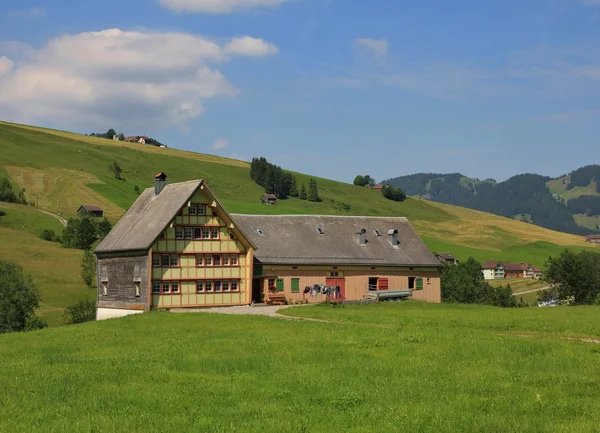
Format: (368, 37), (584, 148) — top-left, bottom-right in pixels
(80, 205), (103, 212)
(231, 214), (440, 267)
(503, 262), (524, 271)
(481, 260), (502, 269)
(96, 180), (202, 253)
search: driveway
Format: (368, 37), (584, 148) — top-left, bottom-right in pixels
(171, 304), (300, 318)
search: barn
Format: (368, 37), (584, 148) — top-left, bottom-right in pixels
(95, 174), (441, 320)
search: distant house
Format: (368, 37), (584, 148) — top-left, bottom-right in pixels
(370, 184), (384, 191)
(112, 134), (119, 141)
(585, 234), (600, 244)
(482, 261), (504, 279)
(503, 262), (525, 279)
(532, 266), (542, 279)
(78, 205), (104, 218)
(521, 263), (534, 279)
(260, 194), (277, 205)
(435, 252), (459, 265)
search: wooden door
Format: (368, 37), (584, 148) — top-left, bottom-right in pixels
(378, 278), (389, 291)
(326, 278), (345, 300)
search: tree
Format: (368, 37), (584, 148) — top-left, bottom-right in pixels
(106, 128), (117, 139)
(134, 185), (141, 195)
(40, 229), (58, 242)
(308, 178), (320, 202)
(109, 161), (123, 180)
(118, 132), (125, 141)
(0, 261), (47, 333)
(363, 175), (375, 187)
(289, 175), (299, 197)
(543, 250), (600, 304)
(299, 184), (307, 200)
(353, 175), (365, 187)
(96, 218), (112, 240)
(63, 299), (96, 324)
(62, 217), (97, 250)
(81, 250), (96, 288)
(0, 177), (27, 204)
(382, 185), (407, 202)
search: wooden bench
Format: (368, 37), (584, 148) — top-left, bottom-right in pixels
(267, 292), (287, 305)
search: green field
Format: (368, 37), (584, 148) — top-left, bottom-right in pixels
(0, 120), (597, 324)
(1, 303), (600, 432)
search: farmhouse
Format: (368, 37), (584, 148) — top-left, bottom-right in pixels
(435, 252), (459, 265)
(481, 261), (505, 280)
(260, 193), (277, 205)
(586, 234), (600, 244)
(503, 262), (525, 279)
(95, 174), (441, 319)
(77, 204), (104, 218)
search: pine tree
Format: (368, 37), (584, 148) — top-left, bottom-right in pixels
(308, 178), (320, 202)
(289, 175), (299, 197)
(81, 250), (96, 288)
(299, 184), (307, 200)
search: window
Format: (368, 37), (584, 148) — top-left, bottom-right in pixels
(426, 277), (431, 285)
(162, 281), (171, 293)
(408, 277), (416, 290)
(194, 228), (202, 239)
(214, 280), (222, 292)
(268, 278), (276, 290)
(211, 227), (219, 239)
(231, 255), (238, 266)
(162, 254), (170, 267)
(316, 227), (325, 235)
(197, 204), (206, 216)
(175, 227), (184, 239)
(102, 281), (108, 296)
(291, 278), (300, 293)
(196, 281), (203, 292)
(374, 229), (381, 237)
(330, 271), (339, 277)
(222, 254), (229, 266)
(152, 281), (161, 294)
(205, 280), (212, 292)
(171, 281), (179, 293)
(213, 255), (221, 266)
(196, 254), (204, 267)
(231, 280), (238, 292)
(170, 254), (179, 267)
(189, 204), (197, 216)
(205, 255), (212, 266)
(184, 227), (193, 239)
(203, 227), (210, 239)
(153, 255), (161, 267)
(222, 280), (229, 291)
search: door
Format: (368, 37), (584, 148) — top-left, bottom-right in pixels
(378, 278), (389, 291)
(325, 278), (346, 300)
(252, 278), (263, 303)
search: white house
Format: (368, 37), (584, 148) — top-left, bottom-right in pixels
(482, 260), (505, 280)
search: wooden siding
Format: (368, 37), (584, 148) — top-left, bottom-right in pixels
(149, 188), (251, 308)
(261, 266), (441, 303)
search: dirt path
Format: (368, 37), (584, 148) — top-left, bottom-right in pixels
(38, 209), (67, 227)
(513, 286), (550, 296)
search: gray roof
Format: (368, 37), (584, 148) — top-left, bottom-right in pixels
(231, 214), (441, 267)
(96, 180), (202, 253)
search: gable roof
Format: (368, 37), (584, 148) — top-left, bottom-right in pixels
(96, 180), (202, 253)
(436, 252), (456, 260)
(231, 214), (440, 267)
(481, 260), (502, 269)
(503, 262), (524, 271)
(261, 193), (277, 200)
(79, 204), (103, 212)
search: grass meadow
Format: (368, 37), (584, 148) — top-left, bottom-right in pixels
(1, 302), (600, 432)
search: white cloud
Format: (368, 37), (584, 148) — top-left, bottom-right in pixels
(9, 8), (45, 18)
(159, 0), (291, 14)
(225, 37), (279, 56)
(0, 29), (278, 129)
(211, 138), (230, 150)
(355, 38), (388, 57)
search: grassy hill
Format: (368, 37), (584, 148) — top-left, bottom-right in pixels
(0, 120), (597, 324)
(1, 303), (600, 431)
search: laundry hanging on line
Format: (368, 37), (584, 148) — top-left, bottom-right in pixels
(303, 284), (342, 299)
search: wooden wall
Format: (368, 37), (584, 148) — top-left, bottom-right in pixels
(261, 266), (441, 303)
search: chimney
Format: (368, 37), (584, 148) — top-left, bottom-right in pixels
(388, 229), (399, 246)
(356, 228), (366, 245)
(155, 172), (167, 195)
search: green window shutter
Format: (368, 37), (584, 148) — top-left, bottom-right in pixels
(276, 278), (284, 292)
(291, 278), (300, 293)
(416, 277), (423, 290)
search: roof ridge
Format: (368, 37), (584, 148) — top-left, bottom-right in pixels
(231, 214), (408, 219)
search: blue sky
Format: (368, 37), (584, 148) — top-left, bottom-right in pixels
(0, 0), (599, 183)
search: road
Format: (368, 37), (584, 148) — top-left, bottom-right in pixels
(513, 286), (550, 296)
(37, 209), (68, 227)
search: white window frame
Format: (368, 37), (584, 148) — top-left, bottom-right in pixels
(184, 227), (193, 239)
(161, 281), (171, 293)
(152, 281), (161, 294)
(195, 254), (204, 267)
(189, 204), (197, 216)
(170, 254), (179, 267)
(196, 281), (204, 292)
(231, 280), (239, 292)
(231, 255), (238, 266)
(205, 280), (212, 292)
(205, 255), (212, 266)
(175, 227), (184, 239)
(152, 255), (161, 267)
(197, 204), (206, 216)
(222, 280), (230, 291)
(203, 227), (210, 239)
(161, 254), (170, 267)
(171, 281), (179, 293)
(210, 227), (219, 239)
(222, 254), (229, 266)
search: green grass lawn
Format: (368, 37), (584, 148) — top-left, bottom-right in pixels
(1, 303), (600, 432)
(488, 278), (546, 293)
(0, 201), (64, 237)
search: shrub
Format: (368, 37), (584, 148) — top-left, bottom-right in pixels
(381, 185), (407, 202)
(0, 210), (6, 217)
(40, 229), (57, 242)
(63, 299), (96, 324)
(81, 250), (96, 288)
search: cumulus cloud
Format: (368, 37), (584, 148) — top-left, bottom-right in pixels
(225, 37), (279, 56)
(211, 138), (230, 150)
(355, 38), (388, 58)
(0, 29), (278, 129)
(160, 0), (291, 14)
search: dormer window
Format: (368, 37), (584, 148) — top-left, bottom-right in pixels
(257, 229), (264, 235)
(316, 227), (325, 235)
(374, 229), (381, 237)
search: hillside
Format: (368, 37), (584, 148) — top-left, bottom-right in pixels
(0, 120), (597, 323)
(1, 303), (600, 431)
(383, 166), (600, 235)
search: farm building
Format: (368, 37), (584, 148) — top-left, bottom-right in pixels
(260, 193), (277, 205)
(481, 260), (505, 280)
(503, 262), (525, 279)
(95, 174), (441, 319)
(435, 252), (459, 265)
(77, 204), (104, 218)
(586, 234), (600, 244)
